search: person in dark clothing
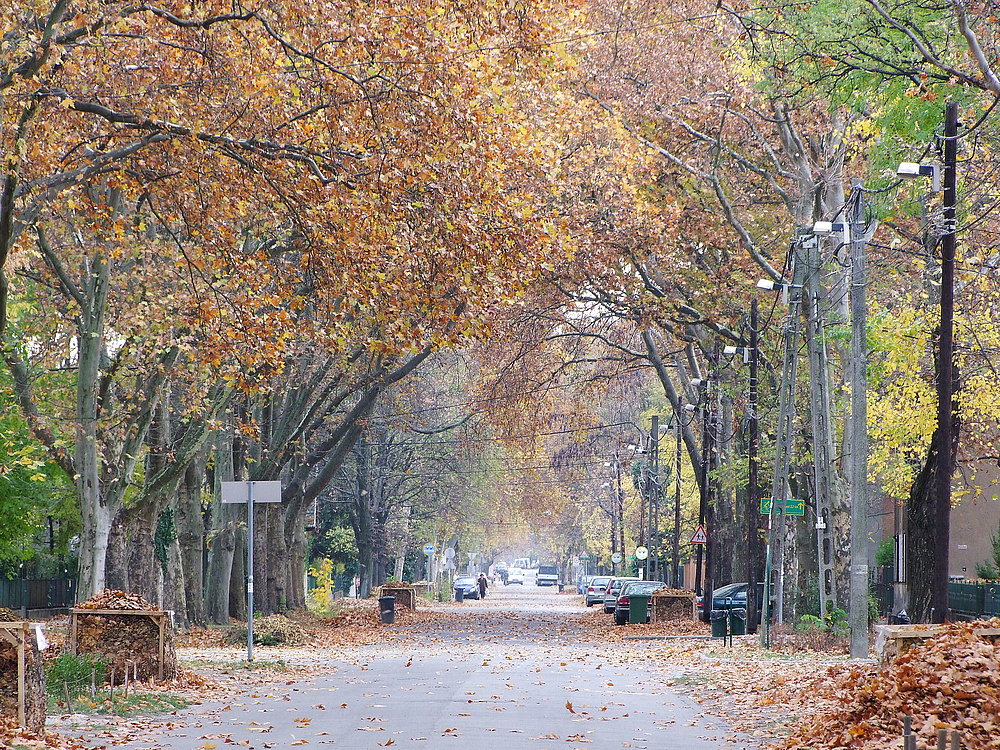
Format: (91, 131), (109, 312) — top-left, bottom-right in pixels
(477, 573), (488, 599)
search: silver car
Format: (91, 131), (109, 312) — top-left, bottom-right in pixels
(585, 576), (612, 607)
(603, 576), (640, 613)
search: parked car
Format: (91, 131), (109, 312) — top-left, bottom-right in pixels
(585, 576), (612, 607)
(603, 576), (640, 613)
(537, 564), (559, 586)
(453, 576), (481, 600)
(614, 580), (669, 625)
(577, 575), (594, 595)
(507, 568), (525, 585)
(711, 582), (748, 610)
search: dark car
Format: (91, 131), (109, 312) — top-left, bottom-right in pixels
(695, 582), (748, 612)
(614, 580), (669, 625)
(453, 575), (481, 600)
(585, 576), (612, 607)
(711, 582), (748, 610)
(603, 576), (640, 613)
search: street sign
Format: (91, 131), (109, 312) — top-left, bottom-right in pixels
(579, 552), (590, 560)
(467, 552), (477, 560)
(221, 481), (282, 504)
(611, 552), (623, 564)
(423, 543), (436, 556)
(635, 546), (649, 560)
(219, 480), (282, 664)
(689, 525), (708, 545)
(444, 547), (456, 559)
(759, 497), (805, 516)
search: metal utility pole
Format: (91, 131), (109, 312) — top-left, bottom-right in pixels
(762, 248), (805, 647)
(747, 298), (760, 634)
(672, 415), (682, 588)
(694, 381), (711, 606)
(804, 233), (839, 622)
(848, 179), (871, 657)
(933, 102), (958, 623)
(615, 459), (625, 565)
(650, 415), (660, 581)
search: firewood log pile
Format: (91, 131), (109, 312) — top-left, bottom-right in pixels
(74, 590), (177, 683)
(0, 609), (46, 733)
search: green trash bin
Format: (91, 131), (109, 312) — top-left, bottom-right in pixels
(729, 608), (747, 636)
(710, 609), (728, 638)
(629, 594), (651, 624)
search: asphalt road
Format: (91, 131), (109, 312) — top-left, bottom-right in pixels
(68, 582), (753, 749)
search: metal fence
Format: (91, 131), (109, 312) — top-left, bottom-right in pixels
(0, 578), (76, 611)
(948, 580), (1000, 619)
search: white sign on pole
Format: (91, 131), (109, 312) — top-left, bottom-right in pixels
(423, 543), (436, 556)
(467, 552), (477, 561)
(611, 552), (623, 564)
(219, 481), (282, 663)
(221, 481), (282, 503)
(444, 547), (456, 559)
(635, 546), (649, 560)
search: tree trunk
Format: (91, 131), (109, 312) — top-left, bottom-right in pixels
(177, 457), (207, 626)
(229, 527), (247, 621)
(288, 516), (307, 609)
(163, 533), (189, 630)
(205, 505), (238, 624)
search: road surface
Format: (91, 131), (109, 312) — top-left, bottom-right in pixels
(67, 583), (756, 749)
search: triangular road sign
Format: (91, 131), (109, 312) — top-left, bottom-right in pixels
(689, 525), (708, 545)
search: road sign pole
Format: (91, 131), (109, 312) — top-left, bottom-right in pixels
(247, 481), (255, 663)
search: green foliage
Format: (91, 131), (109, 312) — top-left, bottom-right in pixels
(794, 607), (849, 635)
(45, 652), (108, 697)
(974, 518), (1000, 580)
(794, 613), (824, 634)
(875, 539), (894, 568)
(975, 561), (998, 580)
(154, 508), (177, 574)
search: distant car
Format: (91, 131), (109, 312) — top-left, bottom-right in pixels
(507, 569), (524, 585)
(537, 564), (559, 586)
(453, 576), (481, 600)
(585, 576), (612, 607)
(603, 576), (640, 613)
(614, 581), (668, 625)
(577, 575), (594, 595)
(711, 582), (748, 610)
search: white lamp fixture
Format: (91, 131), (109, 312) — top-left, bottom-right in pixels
(683, 403), (697, 413)
(690, 378), (707, 388)
(757, 277), (792, 304)
(723, 345), (751, 363)
(897, 161), (941, 192)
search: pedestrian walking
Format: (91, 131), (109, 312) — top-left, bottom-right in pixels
(477, 573), (488, 599)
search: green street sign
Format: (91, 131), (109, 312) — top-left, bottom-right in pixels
(760, 497), (805, 516)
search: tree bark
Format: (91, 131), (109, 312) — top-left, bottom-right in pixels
(177, 457), (207, 627)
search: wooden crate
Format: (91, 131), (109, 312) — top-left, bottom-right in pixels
(69, 609), (169, 681)
(0, 622), (28, 727)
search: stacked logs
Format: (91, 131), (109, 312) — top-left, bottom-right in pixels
(74, 590), (176, 683)
(0, 609), (45, 733)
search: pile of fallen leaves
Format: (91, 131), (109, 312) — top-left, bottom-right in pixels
(775, 619), (1000, 749)
(226, 614), (309, 647)
(74, 589), (177, 682)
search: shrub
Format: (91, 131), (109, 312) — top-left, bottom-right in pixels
(46, 652), (107, 697)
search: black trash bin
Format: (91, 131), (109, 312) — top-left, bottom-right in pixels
(379, 595), (396, 624)
(729, 608), (747, 636)
(455, 587), (464, 603)
(710, 609), (728, 638)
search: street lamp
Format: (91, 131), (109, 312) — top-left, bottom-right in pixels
(897, 161), (940, 192)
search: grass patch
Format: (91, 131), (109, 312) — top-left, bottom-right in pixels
(50, 690), (190, 716)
